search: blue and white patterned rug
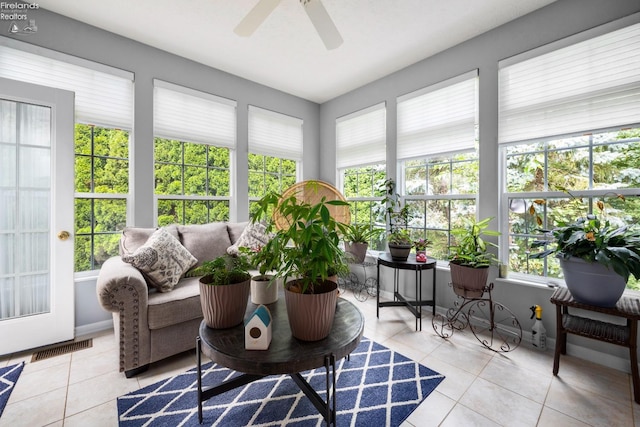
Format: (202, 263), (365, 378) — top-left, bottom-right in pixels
(117, 337), (444, 426)
(0, 362), (24, 418)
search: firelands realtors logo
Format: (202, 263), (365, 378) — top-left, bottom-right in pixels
(1, 2), (39, 35)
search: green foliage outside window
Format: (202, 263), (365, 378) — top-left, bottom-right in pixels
(505, 128), (640, 289)
(248, 153), (297, 218)
(74, 124), (128, 271)
(342, 164), (386, 250)
(403, 152), (478, 260)
(154, 138), (231, 225)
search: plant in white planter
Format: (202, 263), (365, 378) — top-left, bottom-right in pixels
(242, 244), (281, 305)
(530, 197), (640, 307)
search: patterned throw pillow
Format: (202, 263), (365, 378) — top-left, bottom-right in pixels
(227, 222), (272, 256)
(122, 228), (197, 292)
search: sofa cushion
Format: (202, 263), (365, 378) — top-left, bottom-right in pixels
(119, 224), (179, 255)
(227, 221), (271, 256)
(177, 223), (232, 266)
(122, 228), (197, 292)
(227, 221), (249, 244)
(147, 276), (202, 329)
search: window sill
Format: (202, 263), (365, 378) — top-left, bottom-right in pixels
(493, 276), (560, 291)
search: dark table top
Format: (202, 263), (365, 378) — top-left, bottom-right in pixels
(377, 253), (437, 270)
(198, 290), (365, 376)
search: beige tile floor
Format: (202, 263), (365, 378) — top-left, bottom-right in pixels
(1, 290), (638, 426)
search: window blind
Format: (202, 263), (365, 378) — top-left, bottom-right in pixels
(498, 23), (640, 144)
(154, 80), (236, 148)
(0, 43), (133, 129)
(248, 106), (303, 160)
(336, 103), (386, 169)
(397, 71), (478, 160)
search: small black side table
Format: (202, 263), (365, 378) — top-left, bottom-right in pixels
(376, 253), (437, 331)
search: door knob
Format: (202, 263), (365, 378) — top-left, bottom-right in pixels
(57, 231), (70, 240)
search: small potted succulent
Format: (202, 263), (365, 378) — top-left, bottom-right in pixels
(529, 196), (640, 307)
(413, 238), (432, 262)
(187, 254), (252, 329)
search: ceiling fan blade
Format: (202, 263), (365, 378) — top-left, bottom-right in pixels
(302, 0), (343, 50)
(234, 0), (282, 37)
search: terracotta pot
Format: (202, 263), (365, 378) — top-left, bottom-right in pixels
(199, 277), (251, 329)
(388, 243), (411, 261)
(559, 256), (626, 307)
(345, 242), (368, 263)
(449, 262), (489, 298)
(250, 275), (280, 305)
(284, 279), (338, 341)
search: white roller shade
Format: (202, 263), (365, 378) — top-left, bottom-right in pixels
(397, 71), (478, 160)
(336, 103), (386, 169)
(0, 43), (133, 129)
(248, 106), (303, 160)
(499, 23), (640, 144)
(154, 80), (236, 147)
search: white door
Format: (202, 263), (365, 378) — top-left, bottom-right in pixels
(0, 77), (75, 354)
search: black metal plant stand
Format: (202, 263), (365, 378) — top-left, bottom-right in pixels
(432, 282), (522, 352)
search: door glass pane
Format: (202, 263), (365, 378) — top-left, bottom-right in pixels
(0, 100), (51, 320)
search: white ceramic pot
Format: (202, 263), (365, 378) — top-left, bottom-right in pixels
(250, 275), (280, 305)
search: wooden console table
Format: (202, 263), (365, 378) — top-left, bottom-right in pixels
(550, 287), (640, 404)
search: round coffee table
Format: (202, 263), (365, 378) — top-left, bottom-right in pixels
(196, 291), (364, 425)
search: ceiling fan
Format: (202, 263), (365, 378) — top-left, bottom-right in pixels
(234, 0), (343, 50)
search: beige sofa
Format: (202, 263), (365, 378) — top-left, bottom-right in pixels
(96, 222), (247, 377)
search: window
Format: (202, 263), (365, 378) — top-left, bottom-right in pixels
(397, 71), (479, 260)
(248, 106), (302, 215)
(336, 104), (386, 248)
(499, 23), (640, 288)
(153, 81), (236, 225)
(0, 42), (134, 272)
(74, 125), (128, 271)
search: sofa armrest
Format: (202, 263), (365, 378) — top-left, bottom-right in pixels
(96, 256), (151, 374)
(96, 256), (149, 312)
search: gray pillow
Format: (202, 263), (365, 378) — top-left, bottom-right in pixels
(227, 221), (272, 255)
(122, 228), (197, 292)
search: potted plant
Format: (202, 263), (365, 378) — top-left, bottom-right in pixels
(242, 244), (281, 305)
(381, 178), (413, 261)
(252, 180), (350, 341)
(529, 197), (640, 307)
(413, 238), (431, 262)
(448, 216), (500, 298)
(343, 223), (384, 263)
(187, 254), (252, 329)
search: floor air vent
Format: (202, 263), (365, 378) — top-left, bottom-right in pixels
(31, 338), (93, 362)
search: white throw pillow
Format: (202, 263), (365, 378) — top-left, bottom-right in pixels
(122, 227), (197, 292)
(227, 222), (272, 255)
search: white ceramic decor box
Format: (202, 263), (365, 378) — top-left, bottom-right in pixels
(244, 305), (272, 350)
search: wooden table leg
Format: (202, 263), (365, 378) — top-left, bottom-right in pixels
(553, 304), (563, 376)
(629, 319), (640, 404)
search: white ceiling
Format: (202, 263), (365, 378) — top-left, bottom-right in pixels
(36, 0), (556, 103)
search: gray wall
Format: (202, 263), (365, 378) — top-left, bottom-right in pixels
(319, 0), (640, 370)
